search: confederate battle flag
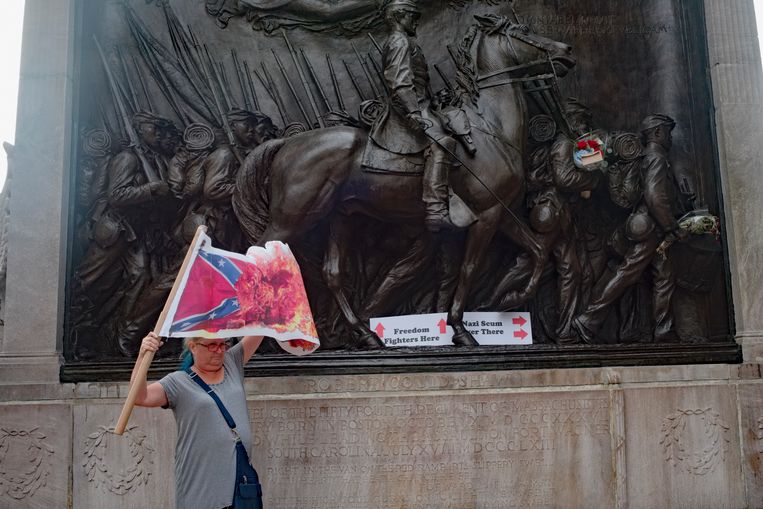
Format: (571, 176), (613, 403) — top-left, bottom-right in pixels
(158, 230), (319, 356)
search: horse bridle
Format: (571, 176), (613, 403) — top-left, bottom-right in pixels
(475, 24), (558, 90)
(468, 18), (574, 138)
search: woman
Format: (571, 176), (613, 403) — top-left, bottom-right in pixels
(131, 332), (264, 509)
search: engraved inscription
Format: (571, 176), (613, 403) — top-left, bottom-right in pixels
(522, 14), (674, 38)
(251, 394), (612, 508)
(82, 425), (154, 495)
(0, 427), (54, 500)
(301, 373), (526, 393)
(660, 408), (730, 475)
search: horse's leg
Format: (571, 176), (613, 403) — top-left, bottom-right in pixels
(449, 204), (502, 346)
(361, 225), (435, 320)
(497, 212), (548, 310)
(323, 213), (384, 350)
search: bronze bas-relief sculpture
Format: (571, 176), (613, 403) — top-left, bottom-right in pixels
(233, 10), (575, 349)
(64, 0), (732, 368)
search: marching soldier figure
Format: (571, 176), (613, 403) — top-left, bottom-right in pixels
(73, 112), (174, 357)
(197, 108), (278, 251)
(370, 0), (473, 232)
(573, 114), (689, 343)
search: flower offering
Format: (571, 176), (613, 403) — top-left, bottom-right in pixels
(573, 134), (606, 168)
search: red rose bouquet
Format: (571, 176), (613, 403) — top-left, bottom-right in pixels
(573, 133), (606, 169)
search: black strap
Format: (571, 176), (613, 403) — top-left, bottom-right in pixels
(185, 367), (238, 435)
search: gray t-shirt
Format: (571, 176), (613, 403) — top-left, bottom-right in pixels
(159, 342), (253, 509)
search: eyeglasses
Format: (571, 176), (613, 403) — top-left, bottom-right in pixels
(198, 340), (233, 353)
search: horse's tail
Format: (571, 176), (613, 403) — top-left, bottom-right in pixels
(233, 138), (287, 244)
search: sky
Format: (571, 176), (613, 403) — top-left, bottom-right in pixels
(0, 1), (761, 188)
(0, 1), (24, 188)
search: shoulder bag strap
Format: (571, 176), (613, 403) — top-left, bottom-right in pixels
(185, 367), (239, 436)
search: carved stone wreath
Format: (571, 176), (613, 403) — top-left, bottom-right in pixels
(82, 425), (154, 495)
(660, 408), (730, 476)
(754, 417), (763, 440)
(0, 427), (54, 500)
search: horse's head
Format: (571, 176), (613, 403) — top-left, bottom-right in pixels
(471, 14), (576, 78)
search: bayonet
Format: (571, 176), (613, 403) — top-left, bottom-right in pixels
(202, 44), (243, 164)
(217, 62), (235, 110)
(134, 33), (190, 125)
(282, 30), (324, 128)
(163, 2), (203, 88)
(187, 25), (210, 84)
(117, 46), (140, 112)
(182, 26), (217, 115)
(243, 60), (260, 111)
(231, 49), (251, 110)
(272, 49), (312, 127)
(351, 42), (380, 98)
(132, 55), (153, 111)
(367, 52), (388, 96)
(326, 54), (345, 111)
(187, 25), (200, 48)
(93, 36), (159, 182)
(301, 48), (331, 112)
(125, 7), (191, 126)
(200, 46), (227, 125)
(342, 59), (365, 101)
(253, 66), (288, 124)
(368, 33), (383, 56)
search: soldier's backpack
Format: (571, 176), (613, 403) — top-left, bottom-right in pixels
(607, 158), (643, 209)
(606, 132), (644, 209)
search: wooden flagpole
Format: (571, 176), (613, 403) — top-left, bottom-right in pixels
(114, 225), (208, 435)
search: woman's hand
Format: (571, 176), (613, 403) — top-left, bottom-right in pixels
(132, 332), (169, 408)
(139, 332), (164, 356)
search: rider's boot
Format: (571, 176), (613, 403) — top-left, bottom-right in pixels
(423, 139), (458, 232)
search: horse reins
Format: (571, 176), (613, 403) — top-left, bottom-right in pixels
(476, 27), (556, 90)
(427, 20), (564, 223)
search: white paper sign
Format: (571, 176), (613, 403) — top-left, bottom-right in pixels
(369, 312), (532, 347)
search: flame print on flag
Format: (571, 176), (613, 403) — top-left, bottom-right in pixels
(159, 231), (319, 355)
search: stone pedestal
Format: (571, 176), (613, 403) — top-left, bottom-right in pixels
(3, 366), (763, 508)
(706, 0), (763, 344)
(0, 0), (75, 383)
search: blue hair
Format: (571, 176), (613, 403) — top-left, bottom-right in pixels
(179, 348), (194, 371)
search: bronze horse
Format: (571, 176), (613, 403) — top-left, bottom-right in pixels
(233, 15), (575, 348)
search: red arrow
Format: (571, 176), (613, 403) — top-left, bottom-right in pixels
(512, 316), (527, 327)
(513, 328), (528, 340)
(374, 323), (385, 338)
(437, 319), (447, 334)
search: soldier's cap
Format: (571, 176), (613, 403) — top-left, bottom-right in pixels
(227, 108), (272, 125)
(563, 97), (590, 116)
(640, 113), (675, 133)
(132, 111), (173, 128)
(324, 111), (358, 126)
(383, 0), (420, 13)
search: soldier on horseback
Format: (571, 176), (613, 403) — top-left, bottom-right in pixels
(370, 0), (474, 232)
